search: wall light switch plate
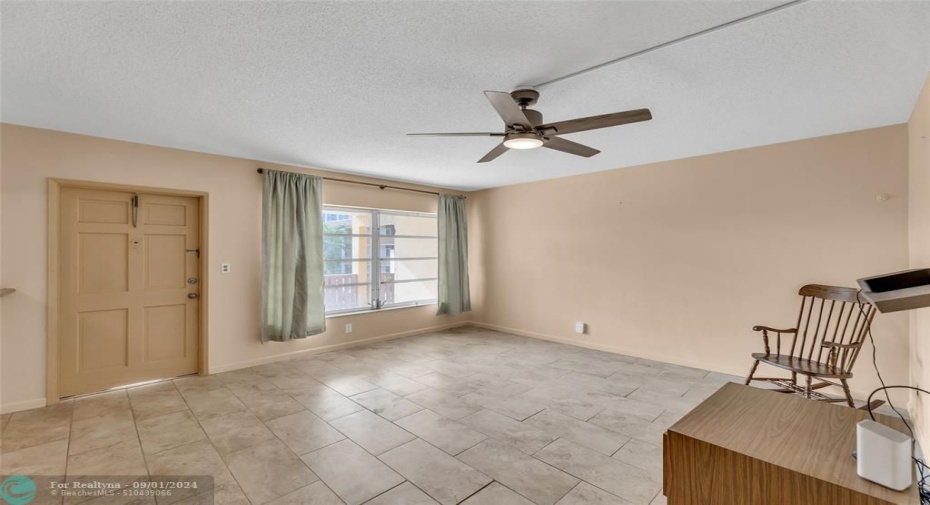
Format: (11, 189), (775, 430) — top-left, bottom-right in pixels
(345, 323), (353, 333)
(575, 322), (586, 334)
(221, 263), (231, 273)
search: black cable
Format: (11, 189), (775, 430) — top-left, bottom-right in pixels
(856, 291), (930, 502)
(857, 291), (913, 434)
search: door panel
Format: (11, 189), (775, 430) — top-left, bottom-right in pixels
(78, 309), (129, 370)
(59, 188), (200, 397)
(78, 233), (129, 293)
(144, 304), (188, 361)
(144, 234), (187, 289)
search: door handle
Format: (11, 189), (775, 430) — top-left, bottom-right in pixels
(187, 293), (199, 299)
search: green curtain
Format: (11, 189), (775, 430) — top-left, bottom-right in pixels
(261, 169), (325, 342)
(437, 194), (471, 315)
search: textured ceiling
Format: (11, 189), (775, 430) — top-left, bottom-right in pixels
(2, 1), (929, 190)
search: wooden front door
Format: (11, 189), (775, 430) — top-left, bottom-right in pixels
(58, 187), (200, 397)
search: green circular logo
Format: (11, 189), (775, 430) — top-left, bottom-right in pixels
(0, 475), (36, 505)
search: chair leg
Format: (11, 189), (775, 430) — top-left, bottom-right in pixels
(841, 379), (855, 408)
(745, 360), (760, 385)
(805, 375), (812, 399)
(791, 372), (797, 385)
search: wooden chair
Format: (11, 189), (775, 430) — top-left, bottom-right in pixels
(745, 284), (876, 407)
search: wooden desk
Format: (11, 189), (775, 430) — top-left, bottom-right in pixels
(663, 383), (919, 505)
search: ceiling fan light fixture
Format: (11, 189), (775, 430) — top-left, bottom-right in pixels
(503, 133), (543, 150)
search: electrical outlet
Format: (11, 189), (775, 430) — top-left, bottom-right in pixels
(345, 323), (353, 333)
(221, 263), (231, 273)
(575, 322), (586, 334)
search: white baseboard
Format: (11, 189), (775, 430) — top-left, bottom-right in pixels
(210, 321), (471, 374)
(469, 321), (879, 400)
(1, 397), (47, 415)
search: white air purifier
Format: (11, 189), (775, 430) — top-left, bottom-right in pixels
(856, 419), (912, 490)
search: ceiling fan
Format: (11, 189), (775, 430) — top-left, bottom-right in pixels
(408, 87), (652, 163)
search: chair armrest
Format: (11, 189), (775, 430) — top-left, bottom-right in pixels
(752, 326), (797, 333)
(751, 326), (798, 355)
(821, 341), (861, 370)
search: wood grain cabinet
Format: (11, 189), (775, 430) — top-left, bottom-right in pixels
(663, 383), (919, 505)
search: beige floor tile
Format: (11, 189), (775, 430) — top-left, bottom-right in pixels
(460, 482), (534, 505)
(328, 409), (414, 455)
(216, 369), (269, 386)
(68, 409), (138, 455)
(223, 438), (319, 504)
(364, 482), (438, 505)
(457, 439), (578, 505)
(265, 410), (345, 456)
(613, 438), (662, 481)
(288, 387), (364, 421)
(461, 389), (547, 421)
(0, 439), (68, 475)
(265, 481), (345, 505)
(145, 439), (238, 504)
(379, 439), (491, 505)
(412, 373), (480, 397)
(268, 373), (326, 391)
(174, 376), (225, 395)
(519, 387), (607, 421)
(525, 410), (629, 456)
(183, 387), (247, 420)
(136, 410), (207, 455)
(556, 482), (629, 505)
(350, 388), (423, 421)
(127, 381), (176, 397)
(145, 439), (228, 479)
(405, 389), (482, 420)
(73, 390), (130, 421)
(199, 410), (275, 454)
(535, 439), (659, 505)
(366, 373), (431, 396)
(394, 409), (486, 455)
(0, 413), (11, 430)
(301, 439), (403, 505)
(459, 410), (558, 455)
(67, 439), (148, 477)
(318, 376), (378, 397)
(1, 402), (73, 453)
(231, 385), (306, 422)
(130, 389), (188, 421)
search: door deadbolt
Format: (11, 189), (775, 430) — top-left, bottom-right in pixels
(187, 293), (199, 299)
(188, 278), (198, 284)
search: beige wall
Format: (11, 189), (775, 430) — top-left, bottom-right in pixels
(909, 74), (930, 449)
(471, 125), (911, 400)
(0, 124), (470, 413)
(0, 119), (917, 413)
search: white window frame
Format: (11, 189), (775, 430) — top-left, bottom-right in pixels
(323, 205), (438, 316)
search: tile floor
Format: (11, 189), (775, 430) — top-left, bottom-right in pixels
(1, 327), (750, 505)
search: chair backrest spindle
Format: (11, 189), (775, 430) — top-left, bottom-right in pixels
(791, 285), (872, 375)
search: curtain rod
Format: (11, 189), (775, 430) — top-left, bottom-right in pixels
(256, 168), (458, 198)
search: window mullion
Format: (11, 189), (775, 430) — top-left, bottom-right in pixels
(371, 210), (381, 308)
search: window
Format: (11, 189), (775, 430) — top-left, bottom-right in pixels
(322, 206), (438, 314)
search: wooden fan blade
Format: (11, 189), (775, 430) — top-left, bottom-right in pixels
(478, 143), (509, 163)
(543, 136), (600, 158)
(407, 132), (505, 137)
(537, 108), (652, 135)
(484, 91), (533, 129)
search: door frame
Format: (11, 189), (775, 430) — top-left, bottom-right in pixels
(47, 178), (210, 404)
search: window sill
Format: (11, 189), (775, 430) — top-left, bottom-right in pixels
(325, 302), (437, 319)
